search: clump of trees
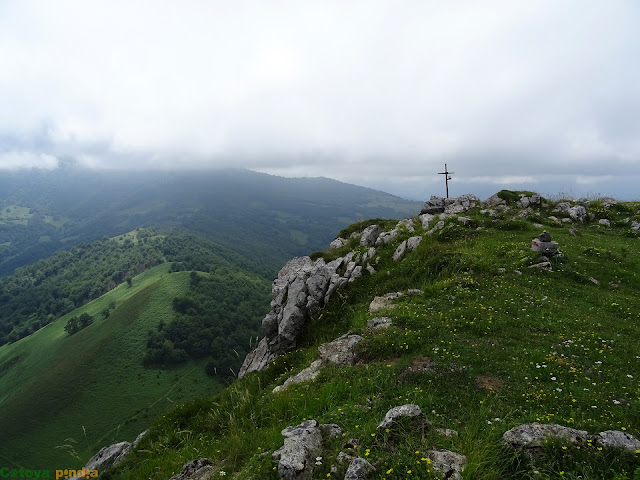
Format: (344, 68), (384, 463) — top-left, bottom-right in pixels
(143, 269), (270, 379)
(64, 313), (94, 335)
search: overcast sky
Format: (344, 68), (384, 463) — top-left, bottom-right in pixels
(1, 1), (639, 200)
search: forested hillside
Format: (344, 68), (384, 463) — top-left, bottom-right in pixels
(0, 229), (268, 345)
(0, 168), (420, 276)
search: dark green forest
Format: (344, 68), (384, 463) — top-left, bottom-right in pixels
(144, 270), (270, 378)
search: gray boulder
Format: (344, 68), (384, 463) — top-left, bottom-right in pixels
(329, 237), (347, 249)
(428, 449), (467, 480)
(599, 219), (611, 227)
(569, 205), (587, 222)
(377, 404), (428, 430)
(483, 194), (506, 207)
(597, 430), (640, 452)
(503, 423), (594, 458)
(239, 337), (277, 378)
(392, 241), (407, 261)
(273, 420), (324, 480)
(421, 195), (446, 214)
(631, 221), (640, 231)
(396, 218), (415, 232)
(318, 334), (365, 366)
(344, 457), (375, 479)
(273, 360), (324, 393)
(168, 458), (215, 480)
(529, 262), (552, 272)
(369, 292), (404, 313)
(360, 225), (380, 247)
(554, 202), (571, 212)
(419, 213), (435, 229)
(367, 317), (393, 331)
(426, 220), (445, 235)
(77, 442), (131, 474)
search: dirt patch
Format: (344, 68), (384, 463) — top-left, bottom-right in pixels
(475, 374), (503, 391)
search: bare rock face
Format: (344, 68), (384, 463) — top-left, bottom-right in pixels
(82, 442), (132, 472)
(344, 457), (375, 479)
(168, 458), (215, 480)
(428, 449), (467, 480)
(241, 252), (372, 378)
(421, 194), (479, 215)
(359, 225), (381, 247)
(377, 404), (428, 430)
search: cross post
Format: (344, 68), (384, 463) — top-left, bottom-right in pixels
(438, 164), (454, 198)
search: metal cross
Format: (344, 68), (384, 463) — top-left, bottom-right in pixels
(438, 163), (454, 198)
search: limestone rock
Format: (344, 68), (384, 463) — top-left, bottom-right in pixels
(273, 420), (324, 480)
(553, 202), (571, 212)
(599, 219), (611, 227)
(377, 404), (428, 430)
(168, 458), (215, 480)
(367, 317), (393, 332)
(81, 441), (132, 473)
(631, 221), (640, 231)
(330, 237), (347, 249)
(360, 225), (380, 247)
(318, 334), (365, 366)
(375, 229), (398, 247)
(239, 337), (277, 379)
(531, 231), (560, 256)
(273, 360), (324, 393)
(344, 457), (375, 479)
(457, 216), (471, 225)
(502, 423), (594, 457)
(428, 449), (467, 480)
(406, 236), (422, 251)
(529, 262), (552, 272)
(392, 241), (407, 261)
(320, 424), (342, 438)
(426, 220), (445, 235)
(369, 292), (404, 313)
(483, 194), (506, 207)
(597, 430), (640, 452)
(396, 218), (415, 232)
(569, 205), (587, 222)
(419, 213), (435, 229)
(421, 195), (446, 214)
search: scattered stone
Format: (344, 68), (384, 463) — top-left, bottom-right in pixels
(426, 220), (445, 235)
(369, 292), (404, 313)
(377, 404), (428, 430)
(366, 264), (376, 275)
(533, 223), (544, 228)
(375, 229), (398, 247)
(273, 420), (324, 480)
(502, 423), (593, 458)
(597, 430), (640, 453)
(589, 277), (599, 285)
(497, 268), (506, 274)
(483, 194), (506, 207)
(320, 424), (343, 438)
(396, 218), (415, 232)
(599, 219), (611, 227)
(367, 317), (393, 332)
(435, 428), (459, 438)
(348, 266), (362, 283)
(407, 235), (422, 251)
(360, 225), (381, 247)
(569, 228), (577, 236)
(427, 449), (467, 480)
(273, 360), (324, 393)
(329, 238), (347, 249)
(344, 457), (375, 480)
(529, 262), (552, 272)
(392, 241), (407, 262)
(514, 270), (522, 275)
(168, 458), (215, 480)
(631, 221), (640, 231)
(421, 194), (478, 215)
(457, 216), (471, 225)
(419, 213), (435, 229)
(407, 289), (423, 296)
(569, 205), (587, 222)
(318, 334), (365, 367)
(553, 202), (571, 212)
(548, 216), (560, 223)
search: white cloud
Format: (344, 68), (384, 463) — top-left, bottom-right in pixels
(0, 151), (58, 170)
(0, 0), (639, 198)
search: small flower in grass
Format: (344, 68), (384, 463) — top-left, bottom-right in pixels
(315, 456), (323, 466)
(627, 374), (633, 378)
(219, 472), (226, 477)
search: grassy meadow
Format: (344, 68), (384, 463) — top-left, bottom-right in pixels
(0, 264), (222, 469)
(104, 197), (640, 479)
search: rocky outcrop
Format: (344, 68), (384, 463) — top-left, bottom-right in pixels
(392, 235), (422, 261)
(168, 458), (215, 480)
(273, 360), (324, 393)
(569, 205), (587, 222)
(369, 290), (422, 313)
(420, 194), (479, 215)
(240, 253), (372, 378)
(367, 317), (392, 332)
(273, 420), (341, 480)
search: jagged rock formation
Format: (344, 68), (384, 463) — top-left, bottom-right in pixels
(421, 194), (479, 215)
(240, 253), (373, 378)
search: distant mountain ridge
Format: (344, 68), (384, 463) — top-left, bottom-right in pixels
(0, 168), (421, 276)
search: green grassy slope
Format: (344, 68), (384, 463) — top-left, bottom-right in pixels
(105, 197), (640, 479)
(0, 264), (221, 469)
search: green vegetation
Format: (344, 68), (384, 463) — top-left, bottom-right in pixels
(64, 312), (94, 335)
(104, 198), (640, 479)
